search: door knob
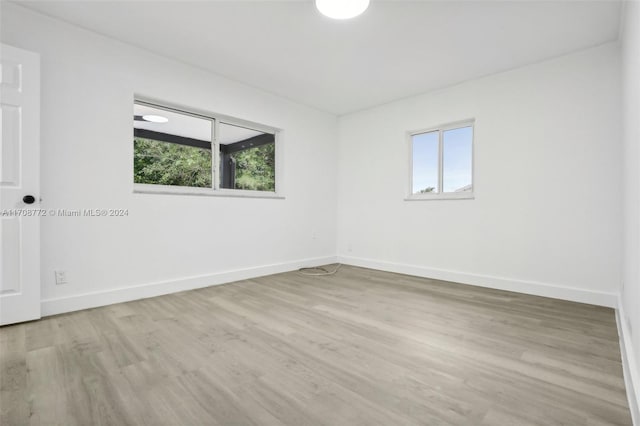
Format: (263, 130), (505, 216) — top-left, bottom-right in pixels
(22, 195), (36, 204)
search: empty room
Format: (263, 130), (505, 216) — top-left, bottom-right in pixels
(1, 0), (639, 424)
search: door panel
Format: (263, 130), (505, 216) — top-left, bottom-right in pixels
(0, 44), (41, 325)
(1, 217), (20, 294)
(1, 104), (21, 185)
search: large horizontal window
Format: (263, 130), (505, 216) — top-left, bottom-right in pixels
(133, 101), (279, 197)
(408, 120), (474, 200)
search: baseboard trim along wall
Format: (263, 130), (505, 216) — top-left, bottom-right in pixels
(337, 255), (619, 308)
(617, 297), (640, 426)
(41, 256), (338, 316)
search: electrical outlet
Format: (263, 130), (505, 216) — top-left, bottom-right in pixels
(55, 270), (68, 285)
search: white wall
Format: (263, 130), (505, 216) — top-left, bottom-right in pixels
(1, 4), (338, 313)
(337, 43), (622, 307)
(621, 0), (640, 420)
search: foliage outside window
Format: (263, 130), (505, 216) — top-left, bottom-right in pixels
(134, 138), (212, 188)
(218, 122), (275, 192)
(133, 101), (277, 194)
(228, 143), (275, 191)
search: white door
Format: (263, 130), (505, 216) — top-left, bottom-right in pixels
(0, 44), (40, 325)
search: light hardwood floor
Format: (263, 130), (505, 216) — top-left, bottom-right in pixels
(0, 265), (633, 425)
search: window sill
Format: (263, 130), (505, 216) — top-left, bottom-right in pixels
(133, 184), (285, 199)
(405, 192), (474, 201)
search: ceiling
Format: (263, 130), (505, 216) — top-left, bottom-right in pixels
(16, 0), (622, 115)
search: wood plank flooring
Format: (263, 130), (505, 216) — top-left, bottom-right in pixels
(0, 265), (633, 425)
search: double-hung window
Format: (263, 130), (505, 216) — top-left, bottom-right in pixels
(408, 120), (474, 200)
(133, 100), (279, 197)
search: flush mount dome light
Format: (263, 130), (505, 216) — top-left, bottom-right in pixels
(315, 0), (369, 19)
(142, 115), (168, 123)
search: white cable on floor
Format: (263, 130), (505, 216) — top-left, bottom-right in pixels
(298, 263), (342, 276)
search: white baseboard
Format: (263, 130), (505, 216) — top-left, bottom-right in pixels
(337, 255), (618, 308)
(41, 255), (338, 316)
(617, 297), (640, 425)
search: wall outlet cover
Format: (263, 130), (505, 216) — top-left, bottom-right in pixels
(55, 270), (68, 285)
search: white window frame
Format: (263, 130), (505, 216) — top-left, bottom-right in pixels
(406, 119), (475, 201)
(133, 97), (284, 199)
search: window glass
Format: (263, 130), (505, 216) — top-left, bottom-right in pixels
(412, 131), (439, 194)
(219, 122), (275, 192)
(442, 126), (473, 193)
(409, 121), (474, 198)
(133, 103), (212, 188)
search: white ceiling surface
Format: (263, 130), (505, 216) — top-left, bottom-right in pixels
(17, 1), (622, 115)
(134, 103), (263, 144)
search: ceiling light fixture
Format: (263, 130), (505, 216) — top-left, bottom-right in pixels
(142, 115), (168, 123)
(315, 0), (369, 20)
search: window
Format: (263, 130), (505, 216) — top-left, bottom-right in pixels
(408, 120), (474, 200)
(219, 122), (275, 192)
(134, 104), (213, 188)
(133, 100), (279, 197)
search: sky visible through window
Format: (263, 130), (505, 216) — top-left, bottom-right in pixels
(412, 126), (472, 194)
(412, 131), (439, 193)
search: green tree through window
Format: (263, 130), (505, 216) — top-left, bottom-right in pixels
(231, 143), (275, 191)
(134, 138), (212, 188)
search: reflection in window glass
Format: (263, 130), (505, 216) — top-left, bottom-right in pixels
(442, 126), (473, 193)
(219, 122), (275, 192)
(412, 131), (439, 194)
(133, 103), (212, 188)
